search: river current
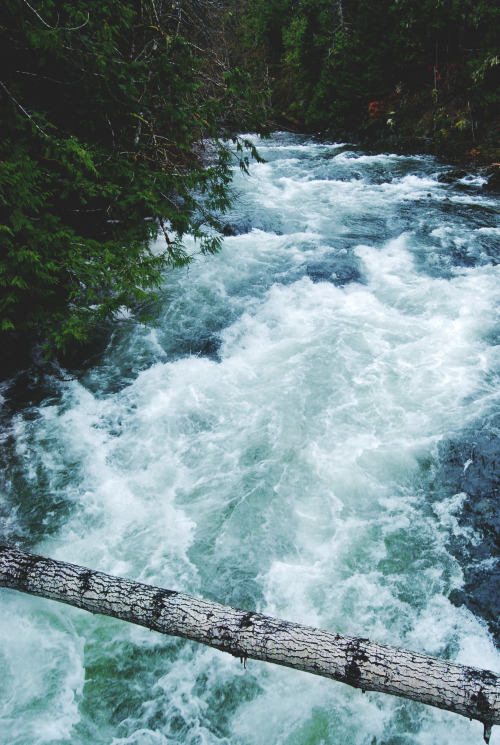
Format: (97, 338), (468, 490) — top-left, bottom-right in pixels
(1, 133), (500, 744)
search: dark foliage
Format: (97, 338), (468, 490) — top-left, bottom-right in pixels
(0, 0), (267, 353)
(241, 0), (500, 157)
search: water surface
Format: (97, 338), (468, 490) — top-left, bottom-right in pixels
(1, 133), (500, 744)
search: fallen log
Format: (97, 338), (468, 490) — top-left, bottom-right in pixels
(0, 545), (498, 742)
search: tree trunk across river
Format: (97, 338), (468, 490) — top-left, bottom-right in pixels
(1, 544), (499, 743)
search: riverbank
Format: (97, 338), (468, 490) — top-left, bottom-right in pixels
(275, 86), (500, 181)
(357, 87), (500, 173)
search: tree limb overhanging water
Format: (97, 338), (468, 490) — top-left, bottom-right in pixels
(0, 545), (498, 743)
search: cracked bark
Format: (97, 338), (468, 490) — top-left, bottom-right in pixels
(0, 545), (498, 742)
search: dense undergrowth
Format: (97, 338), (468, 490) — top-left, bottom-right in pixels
(246, 0), (500, 166)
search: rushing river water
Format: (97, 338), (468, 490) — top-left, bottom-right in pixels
(1, 133), (500, 745)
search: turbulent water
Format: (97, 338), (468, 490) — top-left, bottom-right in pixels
(1, 133), (500, 745)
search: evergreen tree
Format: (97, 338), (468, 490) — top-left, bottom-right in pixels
(243, 0), (499, 149)
(0, 0), (265, 354)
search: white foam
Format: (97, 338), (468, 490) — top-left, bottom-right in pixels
(2, 133), (500, 744)
(0, 594), (85, 743)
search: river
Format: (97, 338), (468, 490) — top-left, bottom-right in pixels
(1, 133), (500, 744)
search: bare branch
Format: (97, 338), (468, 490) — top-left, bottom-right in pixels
(0, 79), (48, 137)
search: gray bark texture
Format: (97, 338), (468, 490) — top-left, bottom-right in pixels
(0, 545), (499, 741)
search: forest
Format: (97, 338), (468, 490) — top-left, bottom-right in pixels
(1, 0), (499, 353)
(246, 0), (500, 152)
